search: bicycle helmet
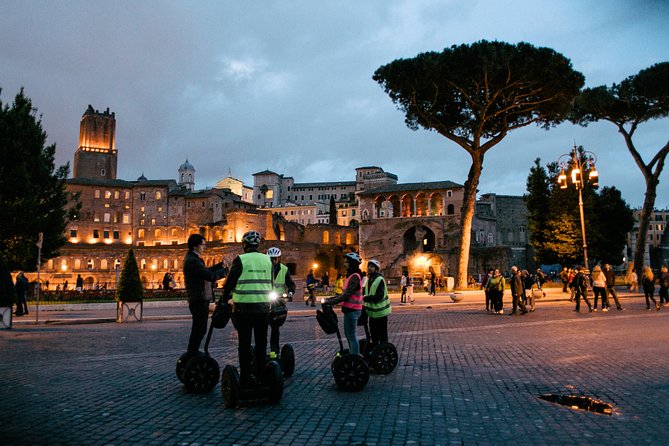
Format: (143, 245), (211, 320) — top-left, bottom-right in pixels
(267, 247), (282, 257)
(344, 252), (362, 264)
(368, 259), (381, 271)
(242, 230), (261, 245)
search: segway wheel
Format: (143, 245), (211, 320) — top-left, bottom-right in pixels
(176, 352), (204, 383)
(280, 344), (295, 378)
(332, 354), (369, 392)
(221, 365), (240, 408)
(183, 356), (220, 394)
(265, 360), (284, 403)
(370, 342), (398, 375)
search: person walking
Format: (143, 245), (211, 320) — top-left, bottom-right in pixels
(333, 273), (344, 296)
(266, 247), (295, 356)
(641, 266), (660, 311)
(14, 271), (29, 316)
(627, 268), (639, 293)
(183, 234), (227, 360)
(399, 272), (408, 304)
(362, 259), (391, 345)
(219, 230), (273, 387)
(407, 274), (415, 304)
(509, 266), (528, 316)
(428, 266), (437, 296)
(521, 269), (536, 312)
(75, 274), (84, 292)
(560, 267), (569, 293)
(658, 265), (669, 306)
(573, 266), (593, 312)
(481, 268), (494, 312)
(485, 269), (505, 314)
(591, 265), (608, 312)
(305, 269), (318, 307)
(603, 263), (624, 310)
(568, 268), (576, 301)
(534, 268), (546, 291)
(324, 252), (364, 355)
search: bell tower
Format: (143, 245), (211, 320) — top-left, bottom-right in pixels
(73, 105), (117, 180)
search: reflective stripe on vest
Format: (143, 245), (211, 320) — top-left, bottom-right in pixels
(364, 275), (391, 318)
(232, 252), (273, 304)
(272, 264), (288, 295)
(341, 272), (363, 310)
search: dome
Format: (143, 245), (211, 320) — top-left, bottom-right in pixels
(179, 159), (195, 172)
(137, 173), (147, 181)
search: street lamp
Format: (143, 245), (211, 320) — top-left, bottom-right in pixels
(556, 145), (599, 273)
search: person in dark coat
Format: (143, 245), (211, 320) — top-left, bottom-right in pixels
(183, 234), (226, 358)
(509, 266), (527, 316)
(573, 266), (593, 312)
(603, 264), (624, 310)
(14, 271), (29, 316)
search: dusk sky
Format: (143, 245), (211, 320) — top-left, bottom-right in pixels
(1, 0), (668, 208)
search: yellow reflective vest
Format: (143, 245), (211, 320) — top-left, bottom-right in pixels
(272, 264), (288, 295)
(363, 275), (391, 318)
(232, 252), (273, 304)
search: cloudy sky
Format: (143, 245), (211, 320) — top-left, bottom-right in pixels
(2, 0), (668, 208)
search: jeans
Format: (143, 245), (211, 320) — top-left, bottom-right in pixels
(592, 286), (608, 309)
(187, 300), (210, 355)
(343, 310), (361, 355)
(606, 286), (623, 309)
(575, 290), (592, 311)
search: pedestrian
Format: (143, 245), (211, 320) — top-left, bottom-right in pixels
(485, 268), (505, 314)
(183, 234), (227, 361)
(63, 280), (68, 291)
(641, 266), (660, 311)
(603, 264), (624, 310)
(626, 268), (638, 293)
(162, 272), (172, 290)
(509, 266), (528, 316)
(521, 269), (535, 312)
(14, 271), (29, 316)
(658, 265), (669, 306)
(333, 273), (344, 296)
(568, 268), (576, 301)
(219, 230), (273, 388)
(321, 271), (330, 294)
(400, 271), (408, 304)
(75, 274), (83, 292)
(573, 266), (593, 312)
(407, 274), (415, 304)
(535, 268), (546, 291)
(429, 266), (437, 296)
(306, 269), (318, 307)
(324, 252), (364, 355)
(481, 268), (494, 312)
(362, 259), (391, 345)
(591, 265), (608, 312)
(560, 267), (569, 293)
(267, 247), (295, 356)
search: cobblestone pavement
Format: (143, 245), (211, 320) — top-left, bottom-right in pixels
(2, 298), (668, 445)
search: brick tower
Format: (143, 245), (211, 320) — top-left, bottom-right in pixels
(73, 105), (117, 179)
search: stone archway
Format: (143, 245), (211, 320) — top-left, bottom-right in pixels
(403, 225), (436, 255)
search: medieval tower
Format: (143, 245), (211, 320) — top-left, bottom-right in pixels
(73, 105), (117, 180)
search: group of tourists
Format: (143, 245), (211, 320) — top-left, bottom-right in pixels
(481, 267), (540, 315)
(182, 231), (391, 388)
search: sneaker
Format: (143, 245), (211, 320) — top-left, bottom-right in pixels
(656, 305), (661, 311)
(592, 308), (597, 312)
(617, 307), (624, 311)
(602, 308), (608, 312)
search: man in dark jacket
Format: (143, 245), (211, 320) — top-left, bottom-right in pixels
(603, 264), (624, 310)
(14, 271), (29, 316)
(219, 230), (272, 387)
(509, 266), (528, 316)
(573, 266), (593, 312)
(183, 234), (226, 358)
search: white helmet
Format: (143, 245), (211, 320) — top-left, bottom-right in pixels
(267, 247), (282, 258)
(242, 230), (261, 245)
(368, 259), (381, 271)
(344, 252), (362, 264)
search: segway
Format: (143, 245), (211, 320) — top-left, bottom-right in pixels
(175, 302), (230, 394)
(316, 302), (369, 392)
(357, 310), (398, 375)
(268, 291), (295, 377)
(220, 314), (284, 408)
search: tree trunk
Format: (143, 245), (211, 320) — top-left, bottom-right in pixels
(456, 154), (484, 290)
(633, 176), (658, 273)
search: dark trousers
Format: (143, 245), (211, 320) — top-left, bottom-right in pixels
(484, 290), (491, 311)
(511, 294), (527, 314)
(369, 316), (388, 344)
(606, 286), (623, 309)
(575, 290), (592, 311)
(269, 322), (281, 354)
(400, 286), (407, 303)
(187, 300), (209, 355)
(592, 287), (608, 309)
(15, 294), (28, 315)
(562, 281), (568, 293)
(492, 290), (504, 312)
(234, 312), (268, 382)
(306, 287), (316, 306)
(659, 286), (668, 304)
(644, 287), (658, 309)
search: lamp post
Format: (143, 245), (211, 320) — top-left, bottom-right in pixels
(556, 146), (599, 273)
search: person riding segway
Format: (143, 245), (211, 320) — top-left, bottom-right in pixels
(267, 246), (296, 377)
(359, 259), (398, 374)
(218, 230), (283, 408)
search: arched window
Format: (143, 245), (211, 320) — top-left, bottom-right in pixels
(74, 259), (81, 270)
(87, 259), (94, 270)
(447, 204), (455, 215)
(114, 259), (121, 270)
(141, 259), (147, 270)
(155, 228), (162, 238)
(173, 259), (178, 270)
(138, 229), (145, 239)
(323, 230), (329, 244)
(47, 259), (54, 270)
(163, 259), (169, 269)
(101, 259), (108, 270)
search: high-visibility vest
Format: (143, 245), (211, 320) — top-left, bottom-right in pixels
(341, 272), (363, 311)
(364, 275), (391, 318)
(232, 252), (272, 304)
(272, 264), (288, 295)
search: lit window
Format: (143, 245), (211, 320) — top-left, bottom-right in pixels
(104, 213), (111, 223)
(114, 191), (119, 199)
(105, 190), (111, 199)
(156, 191), (162, 200)
(95, 190), (100, 198)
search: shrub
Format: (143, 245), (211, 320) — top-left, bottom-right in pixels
(115, 249), (143, 302)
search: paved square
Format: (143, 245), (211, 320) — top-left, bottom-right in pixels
(1, 298), (668, 445)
